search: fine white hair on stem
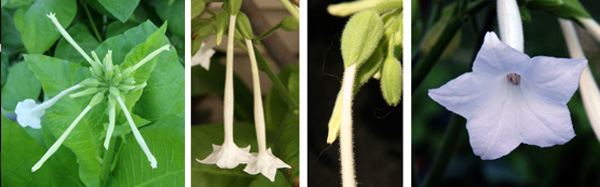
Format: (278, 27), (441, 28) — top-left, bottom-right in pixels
(497, 0), (524, 51)
(340, 64), (357, 187)
(559, 19), (600, 141)
(116, 96), (157, 168)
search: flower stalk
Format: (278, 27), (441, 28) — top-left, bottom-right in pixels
(339, 64), (357, 187)
(559, 19), (600, 141)
(497, 0), (524, 51)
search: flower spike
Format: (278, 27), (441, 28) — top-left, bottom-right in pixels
(116, 96), (157, 168)
(32, 92), (105, 172)
(16, 84), (83, 129)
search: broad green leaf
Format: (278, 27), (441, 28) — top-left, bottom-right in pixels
(105, 21), (138, 38)
(1, 61), (41, 110)
(1, 116), (83, 187)
(98, 0), (140, 23)
(341, 10), (383, 68)
(155, 0), (185, 37)
(13, 0), (77, 54)
(55, 24), (100, 63)
(192, 123), (258, 186)
(2, 9), (23, 49)
(191, 61), (254, 122)
(110, 116), (184, 186)
(1, 56), (8, 86)
(2, 0), (32, 9)
(25, 54), (106, 187)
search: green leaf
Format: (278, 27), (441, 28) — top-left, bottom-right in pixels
(1, 61), (41, 110)
(1, 116), (83, 187)
(110, 116), (184, 186)
(2, 8), (23, 49)
(341, 10), (384, 68)
(25, 54), (106, 187)
(354, 44), (384, 91)
(155, 0), (185, 37)
(2, 0), (32, 9)
(55, 24), (100, 63)
(13, 0), (77, 54)
(265, 65), (299, 131)
(98, 0), (140, 23)
(105, 21), (139, 39)
(192, 123), (258, 186)
(1, 56), (8, 86)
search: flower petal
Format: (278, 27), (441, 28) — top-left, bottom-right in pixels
(15, 99), (44, 129)
(243, 148), (291, 182)
(522, 56), (587, 104)
(473, 32), (530, 76)
(197, 143), (253, 169)
(191, 37), (217, 70)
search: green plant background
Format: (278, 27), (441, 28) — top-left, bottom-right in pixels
(1, 0), (185, 186)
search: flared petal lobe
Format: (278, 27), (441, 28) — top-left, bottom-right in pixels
(243, 148), (291, 182)
(428, 32), (587, 160)
(15, 99), (44, 129)
(197, 143), (254, 169)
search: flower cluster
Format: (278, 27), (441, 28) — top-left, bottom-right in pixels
(195, 10), (290, 182)
(15, 13), (169, 172)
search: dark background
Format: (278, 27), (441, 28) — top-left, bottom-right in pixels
(308, 1), (404, 186)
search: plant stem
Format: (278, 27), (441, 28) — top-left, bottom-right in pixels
(278, 0), (299, 21)
(5, 47), (26, 56)
(340, 64), (357, 187)
(255, 24), (282, 41)
(100, 134), (116, 186)
(421, 115), (465, 187)
(81, 0), (103, 42)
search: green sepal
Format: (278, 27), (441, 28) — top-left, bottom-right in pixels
(191, 0), (205, 18)
(215, 11), (229, 45)
(228, 0), (242, 15)
(341, 10), (384, 68)
(236, 12), (253, 39)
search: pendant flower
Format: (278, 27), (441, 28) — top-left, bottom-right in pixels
(242, 39), (290, 181)
(15, 84), (82, 129)
(22, 13), (169, 171)
(197, 14), (254, 169)
(428, 32), (587, 160)
(191, 37), (216, 70)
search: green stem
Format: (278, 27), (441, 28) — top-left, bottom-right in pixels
(420, 115), (465, 187)
(412, 0), (490, 91)
(100, 136), (117, 186)
(81, 0), (103, 42)
(255, 24), (282, 41)
(6, 47), (26, 56)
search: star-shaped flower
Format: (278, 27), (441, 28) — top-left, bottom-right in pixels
(244, 148), (291, 182)
(15, 85), (82, 129)
(191, 37), (216, 70)
(196, 142), (254, 169)
(428, 32), (587, 160)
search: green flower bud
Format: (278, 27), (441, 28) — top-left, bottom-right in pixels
(236, 13), (254, 40)
(88, 92), (105, 107)
(123, 77), (136, 85)
(228, 0), (242, 15)
(191, 0), (206, 18)
(341, 10), (384, 68)
(380, 56), (402, 106)
(109, 86), (121, 98)
(280, 16), (299, 31)
(215, 11), (230, 45)
(78, 78), (102, 87)
(70, 88), (99, 98)
(104, 50), (114, 80)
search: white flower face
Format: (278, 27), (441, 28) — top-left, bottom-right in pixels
(428, 32), (587, 160)
(15, 99), (44, 129)
(191, 37), (216, 70)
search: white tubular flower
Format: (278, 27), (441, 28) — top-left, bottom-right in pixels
(191, 37), (216, 70)
(32, 92), (104, 172)
(46, 12), (101, 70)
(242, 39), (290, 182)
(428, 32), (587, 160)
(16, 84), (83, 129)
(197, 15), (254, 169)
(559, 19), (600, 141)
(497, 0), (524, 51)
(578, 18), (600, 43)
(116, 96), (157, 168)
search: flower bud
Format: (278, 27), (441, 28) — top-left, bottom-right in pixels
(341, 10), (384, 68)
(88, 92), (105, 107)
(70, 88), (99, 98)
(236, 13), (254, 40)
